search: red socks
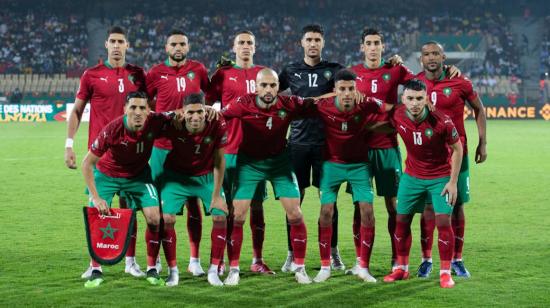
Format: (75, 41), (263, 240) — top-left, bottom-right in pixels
(126, 220), (137, 257)
(352, 205), (361, 258)
(395, 220), (412, 267)
(437, 225), (455, 271)
(162, 227), (177, 268)
(250, 206), (265, 260)
(452, 218), (465, 259)
(210, 220), (227, 266)
(359, 226), (375, 268)
(420, 216), (435, 259)
(186, 198), (202, 259)
(289, 219), (307, 266)
(228, 220), (244, 267)
(387, 214), (397, 261)
(145, 228), (161, 268)
(318, 225), (332, 267)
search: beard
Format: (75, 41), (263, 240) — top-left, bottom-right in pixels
(170, 53), (187, 63)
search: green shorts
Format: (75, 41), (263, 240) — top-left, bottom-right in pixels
(320, 161), (374, 205)
(90, 167), (159, 209)
(457, 155), (470, 205)
(161, 169), (226, 216)
(397, 173), (453, 215)
(345, 147), (402, 198)
(224, 154), (267, 203)
(150, 146), (170, 187)
(233, 152), (300, 200)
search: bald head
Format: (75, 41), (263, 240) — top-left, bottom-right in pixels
(421, 41), (446, 73)
(256, 68), (279, 105)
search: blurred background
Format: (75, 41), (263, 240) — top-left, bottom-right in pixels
(0, 0), (549, 119)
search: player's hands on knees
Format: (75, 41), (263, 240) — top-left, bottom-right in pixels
(445, 65), (462, 78)
(211, 195), (228, 215)
(475, 143), (487, 164)
(441, 182), (458, 206)
(93, 197), (110, 215)
(205, 106), (220, 121)
(65, 147), (77, 169)
(387, 54), (403, 66)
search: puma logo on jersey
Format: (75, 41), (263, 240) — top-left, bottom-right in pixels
(328, 115), (336, 121)
(293, 238), (307, 243)
(99, 77), (108, 83)
(438, 239), (450, 246)
(160, 75), (168, 80)
(229, 77), (238, 82)
(120, 140), (128, 146)
(356, 76), (364, 82)
(177, 137), (186, 143)
(294, 73), (302, 79)
(399, 125), (407, 132)
(361, 240), (372, 248)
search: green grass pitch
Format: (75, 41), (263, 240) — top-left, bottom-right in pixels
(0, 120), (549, 307)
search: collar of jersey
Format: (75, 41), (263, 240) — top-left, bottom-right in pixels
(302, 58), (325, 68)
(104, 60), (125, 69)
(363, 59), (385, 70)
(233, 64), (255, 70)
(165, 58), (187, 68)
(405, 106), (429, 123)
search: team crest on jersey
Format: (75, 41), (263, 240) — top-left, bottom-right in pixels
(425, 128), (433, 138)
(147, 132), (154, 140)
(203, 136), (213, 144)
(353, 114), (362, 123)
(128, 74), (135, 84)
(382, 73), (391, 82)
(323, 70), (332, 80)
(451, 127), (459, 139)
(443, 87), (452, 97)
(278, 110), (287, 119)
(187, 71), (196, 80)
(92, 139), (99, 151)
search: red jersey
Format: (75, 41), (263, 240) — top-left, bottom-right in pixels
(206, 65), (265, 154)
(163, 117), (228, 176)
(351, 62), (414, 149)
(222, 94), (306, 160)
(416, 72), (478, 154)
(146, 59), (209, 150)
(77, 61), (146, 148)
(390, 105), (460, 179)
(91, 112), (173, 178)
(310, 97), (385, 163)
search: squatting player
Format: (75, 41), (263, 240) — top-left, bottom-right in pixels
(415, 41), (487, 278)
(146, 29), (210, 277)
(66, 26), (148, 279)
(81, 91), (174, 288)
(206, 30), (273, 274)
(160, 93), (228, 287)
(382, 79), (463, 289)
(221, 68), (320, 285)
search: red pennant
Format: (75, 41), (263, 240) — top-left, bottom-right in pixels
(83, 207), (136, 265)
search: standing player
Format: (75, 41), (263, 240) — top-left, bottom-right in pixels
(206, 30), (273, 274)
(278, 24), (345, 271)
(81, 91), (173, 288)
(415, 41), (487, 278)
(160, 93), (228, 286)
(146, 29), (210, 277)
(65, 26), (148, 279)
(382, 79), (463, 289)
(306, 69), (392, 283)
(221, 68), (317, 285)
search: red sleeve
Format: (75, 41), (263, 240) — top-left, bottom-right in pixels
(361, 97), (386, 114)
(399, 65), (416, 84)
(462, 77), (478, 102)
(198, 63), (209, 93)
(286, 95), (305, 113)
(205, 69), (223, 103)
(443, 117), (460, 146)
(90, 126), (111, 157)
(76, 70), (92, 101)
(145, 68), (158, 99)
(221, 96), (245, 118)
(215, 116), (228, 148)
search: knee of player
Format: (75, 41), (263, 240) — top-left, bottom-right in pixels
(163, 214), (177, 227)
(212, 215), (226, 224)
(286, 209), (303, 221)
(435, 214), (452, 227)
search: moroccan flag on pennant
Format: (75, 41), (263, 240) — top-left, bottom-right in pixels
(83, 207), (136, 265)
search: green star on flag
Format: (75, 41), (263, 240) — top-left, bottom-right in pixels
(100, 223), (118, 240)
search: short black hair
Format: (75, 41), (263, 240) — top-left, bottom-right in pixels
(125, 91), (148, 104)
(402, 79), (427, 92)
(361, 28), (384, 43)
(168, 29), (187, 38)
(108, 26), (126, 37)
(302, 24), (324, 37)
(422, 41), (444, 51)
(183, 92), (205, 106)
(334, 69), (357, 82)
(235, 30), (254, 37)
